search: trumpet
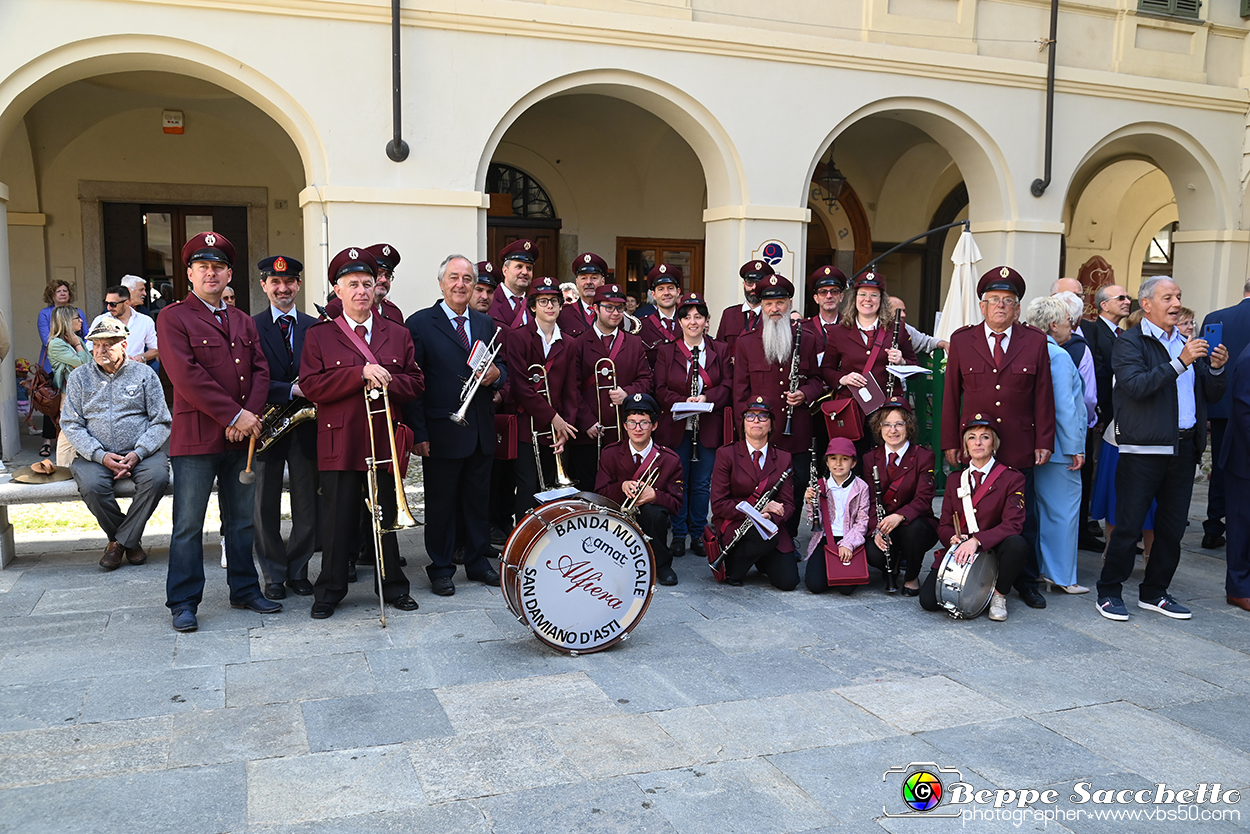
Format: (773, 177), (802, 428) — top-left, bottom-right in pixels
(363, 381), (419, 627)
(594, 357), (620, 462)
(527, 364), (577, 494)
(450, 326), (502, 427)
(621, 460), (660, 518)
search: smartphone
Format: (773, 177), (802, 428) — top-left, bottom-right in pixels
(1202, 322), (1222, 352)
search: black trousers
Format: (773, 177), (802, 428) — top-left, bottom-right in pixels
(1080, 427), (1100, 535)
(568, 443), (599, 498)
(1097, 446), (1196, 601)
(1206, 418), (1227, 537)
(636, 503), (672, 574)
(1015, 466), (1041, 595)
(804, 536), (847, 593)
(423, 452), (496, 581)
(723, 527), (799, 590)
(868, 519), (937, 582)
(253, 440), (317, 586)
(919, 534), (1029, 611)
(315, 470), (409, 605)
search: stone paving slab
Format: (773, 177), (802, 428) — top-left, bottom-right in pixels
(170, 703), (308, 767)
(224, 652), (375, 707)
(302, 690), (452, 752)
(0, 679), (89, 733)
(80, 664), (225, 722)
(836, 675), (1017, 734)
(406, 726), (582, 802)
(476, 775), (678, 834)
(433, 671), (622, 734)
(0, 714), (172, 789)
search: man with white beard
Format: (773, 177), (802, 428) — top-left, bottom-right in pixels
(732, 274), (824, 537)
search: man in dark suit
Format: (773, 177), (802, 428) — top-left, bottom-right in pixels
(715, 260), (771, 354)
(488, 239), (535, 330)
(1199, 278), (1250, 548)
(321, 243), (405, 325)
(731, 274), (823, 539)
(594, 393), (684, 586)
(940, 266), (1054, 610)
(558, 252), (607, 340)
(1095, 276), (1227, 622)
(251, 255), (319, 601)
(157, 232), (280, 633)
(406, 255), (506, 596)
(1219, 341), (1250, 612)
(637, 264), (682, 367)
(301, 248), (423, 618)
(1080, 282), (1130, 543)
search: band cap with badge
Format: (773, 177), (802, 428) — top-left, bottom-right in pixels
(365, 244), (400, 272)
(182, 232), (235, 268)
(854, 270), (886, 292)
(574, 252), (608, 275)
(647, 264), (682, 289)
(740, 261), (774, 282)
(811, 266), (847, 291)
(475, 261), (498, 288)
(977, 266), (1025, 298)
(756, 274), (794, 300)
(593, 284), (627, 305)
(258, 255), (303, 278)
(500, 239), (537, 265)
(676, 292), (709, 319)
(328, 247), (378, 282)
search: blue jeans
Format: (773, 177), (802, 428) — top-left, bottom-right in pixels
(670, 430), (716, 540)
(166, 451), (264, 612)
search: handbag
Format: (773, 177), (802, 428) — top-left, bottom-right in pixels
(702, 524), (726, 583)
(821, 397), (863, 441)
(24, 347), (62, 422)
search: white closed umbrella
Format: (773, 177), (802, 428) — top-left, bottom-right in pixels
(935, 228), (982, 344)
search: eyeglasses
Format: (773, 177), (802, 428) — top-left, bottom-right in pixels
(743, 413), (771, 423)
(599, 304), (624, 314)
(104, 300), (123, 307)
(623, 420), (652, 430)
(534, 297), (560, 308)
(880, 422), (906, 430)
(1108, 295), (1130, 302)
(815, 288), (840, 298)
(983, 298), (1017, 308)
(742, 277), (762, 285)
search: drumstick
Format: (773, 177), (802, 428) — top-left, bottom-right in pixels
(239, 435), (258, 484)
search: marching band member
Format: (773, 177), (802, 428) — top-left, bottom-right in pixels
(471, 261), (498, 314)
(923, 416), (1029, 622)
(489, 239), (535, 329)
(731, 273), (823, 537)
(861, 401), (938, 595)
(322, 243), (405, 324)
(819, 270), (917, 443)
(251, 255), (319, 601)
(715, 260), (772, 354)
(803, 437), (869, 594)
(710, 396), (798, 589)
(804, 266), (846, 367)
(406, 255), (506, 596)
(558, 253), (606, 339)
(300, 247), (423, 618)
(158, 232), (278, 633)
(594, 393), (684, 586)
(638, 264), (682, 366)
(653, 292), (729, 560)
(506, 276), (577, 516)
(568, 283), (654, 491)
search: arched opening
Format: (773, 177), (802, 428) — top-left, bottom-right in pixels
(479, 72), (741, 305)
(805, 102), (1004, 333)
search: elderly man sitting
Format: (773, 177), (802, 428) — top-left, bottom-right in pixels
(60, 318), (171, 571)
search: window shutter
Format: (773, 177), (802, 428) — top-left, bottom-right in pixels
(1139, 0), (1201, 17)
(1173, 0), (1201, 17)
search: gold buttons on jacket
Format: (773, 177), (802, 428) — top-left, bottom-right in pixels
(235, 358), (240, 364)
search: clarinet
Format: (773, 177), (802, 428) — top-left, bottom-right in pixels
(689, 345), (701, 462)
(783, 321), (803, 436)
(711, 468), (792, 568)
(871, 464), (892, 548)
(884, 313), (902, 399)
(807, 439), (820, 531)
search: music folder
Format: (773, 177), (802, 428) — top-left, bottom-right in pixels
(852, 373), (888, 415)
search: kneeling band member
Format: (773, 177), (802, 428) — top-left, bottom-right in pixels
(922, 416), (1028, 621)
(300, 247), (424, 619)
(863, 401), (939, 596)
(710, 396), (798, 590)
(803, 437), (869, 594)
(594, 393), (684, 586)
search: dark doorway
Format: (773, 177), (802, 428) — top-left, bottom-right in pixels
(102, 202), (251, 313)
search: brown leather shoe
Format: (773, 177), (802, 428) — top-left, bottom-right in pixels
(125, 545), (148, 566)
(100, 541), (125, 571)
(1227, 596), (1250, 612)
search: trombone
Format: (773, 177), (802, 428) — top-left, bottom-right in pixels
(621, 460), (660, 519)
(594, 357), (620, 462)
(450, 326), (502, 427)
(527, 364), (577, 494)
(363, 381), (419, 627)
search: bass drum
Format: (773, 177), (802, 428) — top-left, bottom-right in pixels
(935, 548), (999, 619)
(502, 497), (655, 654)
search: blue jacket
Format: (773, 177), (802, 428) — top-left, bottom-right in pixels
(1200, 296), (1250, 420)
(1219, 342), (1250, 477)
(1046, 339), (1087, 462)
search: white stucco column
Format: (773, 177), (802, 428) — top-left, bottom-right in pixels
(298, 187), (489, 316)
(703, 205), (812, 319)
(0, 183), (16, 462)
(1172, 230), (1250, 314)
(968, 220), (1066, 308)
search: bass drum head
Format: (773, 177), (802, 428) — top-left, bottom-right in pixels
(574, 491), (623, 513)
(502, 498), (655, 654)
(936, 548), (999, 619)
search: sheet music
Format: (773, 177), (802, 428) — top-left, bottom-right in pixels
(736, 500), (779, 540)
(887, 364), (931, 378)
(671, 401), (715, 420)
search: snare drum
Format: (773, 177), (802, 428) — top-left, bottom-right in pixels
(935, 547), (999, 619)
(502, 497), (655, 654)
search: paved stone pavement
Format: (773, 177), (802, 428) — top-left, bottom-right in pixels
(0, 480), (1247, 833)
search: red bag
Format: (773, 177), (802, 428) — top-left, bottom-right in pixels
(823, 544), (869, 586)
(702, 524), (726, 583)
(821, 397), (863, 441)
(24, 348), (61, 423)
(494, 414), (517, 460)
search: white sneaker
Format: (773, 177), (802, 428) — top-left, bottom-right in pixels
(220, 537), (228, 569)
(988, 591), (1007, 622)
